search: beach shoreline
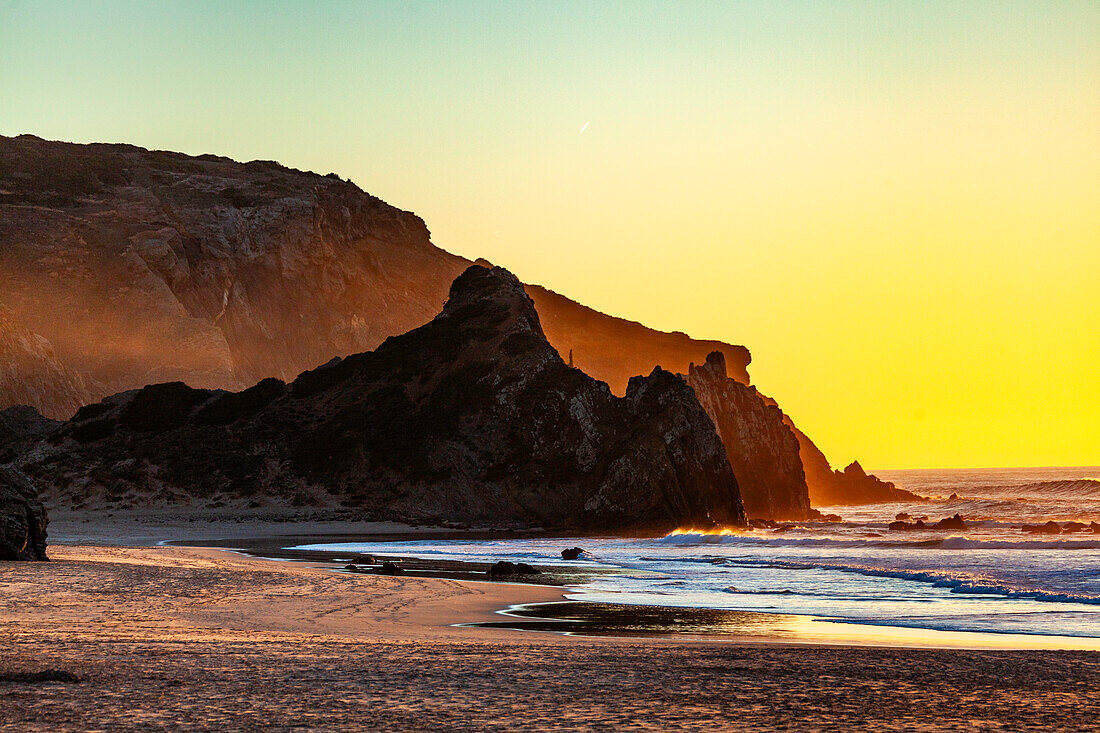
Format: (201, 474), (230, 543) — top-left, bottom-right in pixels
(5, 542), (1100, 731)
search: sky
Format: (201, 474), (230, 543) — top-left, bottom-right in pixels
(1, 1), (1097, 470)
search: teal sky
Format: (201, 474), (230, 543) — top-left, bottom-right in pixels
(2, 1), (1098, 469)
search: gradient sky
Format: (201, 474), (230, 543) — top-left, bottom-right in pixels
(2, 1), (1097, 469)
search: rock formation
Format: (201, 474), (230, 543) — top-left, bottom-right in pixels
(11, 266), (746, 532)
(681, 352), (811, 520)
(0, 135), (748, 418)
(0, 466), (48, 560)
(800, 457), (924, 507)
(0, 134), (894, 511)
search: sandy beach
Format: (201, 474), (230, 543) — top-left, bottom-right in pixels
(3, 538), (1100, 731)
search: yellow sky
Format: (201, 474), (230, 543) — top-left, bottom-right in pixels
(1, 2), (1097, 468)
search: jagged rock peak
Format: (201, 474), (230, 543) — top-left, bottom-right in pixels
(440, 265), (545, 340)
(689, 351), (729, 381)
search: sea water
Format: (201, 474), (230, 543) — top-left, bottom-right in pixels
(292, 467), (1100, 639)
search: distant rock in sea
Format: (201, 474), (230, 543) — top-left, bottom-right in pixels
(9, 266), (746, 533)
(798, 455), (925, 507)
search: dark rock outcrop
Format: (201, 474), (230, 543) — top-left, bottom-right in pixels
(889, 513), (967, 532)
(1022, 521), (1064, 535)
(682, 352), (810, 520)
(11, 266), (746, 533)
(561, 547), (585, 560)
(933, 513), (967, 531)
(0, 466), (48, 560)
(488, 561), (541, 576)
(0, 405), (59, 462)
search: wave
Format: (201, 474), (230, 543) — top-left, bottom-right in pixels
(983, 479), (1100, 497)
(718, 558), (1100, 607)
(659, 532), (1100, 551)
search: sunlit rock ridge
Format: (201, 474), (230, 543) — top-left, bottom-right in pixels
(9, 265), (746, 532)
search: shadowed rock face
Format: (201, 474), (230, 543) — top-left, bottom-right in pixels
(12, 266), (745, 532)
(683, 352), (811, 520)
(0, 135), (749, 419)
(0, 466), (48, 560)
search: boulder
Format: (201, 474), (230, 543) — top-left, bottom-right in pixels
(561, 547), (585, 560)
(890, 515), (964, 532)
(932, 513), (967, 531)
(0, 466), (48, 560)
(1022, 521), (1063, 535)
(488, 561), (542, 576)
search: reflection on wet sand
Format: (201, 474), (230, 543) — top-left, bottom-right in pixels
(475, 601), (1100, 650)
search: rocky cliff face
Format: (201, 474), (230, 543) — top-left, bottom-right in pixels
(0, 135), (749, 419)
(527, 284), (750, 392)
(682, 352), (811, 520)
(12, 266), (745, 532)
(0, 306), (92, 421)
(0, 405), (58, 463)
(0, 466), (48, 560)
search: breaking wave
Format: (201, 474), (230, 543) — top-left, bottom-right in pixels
(659, 532), (1100, 551)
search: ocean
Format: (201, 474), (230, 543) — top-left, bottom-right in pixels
(292, 467), (1100, 641)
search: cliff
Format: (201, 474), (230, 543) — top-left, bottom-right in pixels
(0, 135), (749, 419)
(0, 306), (92, 421)
(11, 266), (745, 532)
(0, 134), (891, 511)
(682, 352), (811, 520)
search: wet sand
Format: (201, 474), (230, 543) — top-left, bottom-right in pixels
(3, 544), (1100, 731)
